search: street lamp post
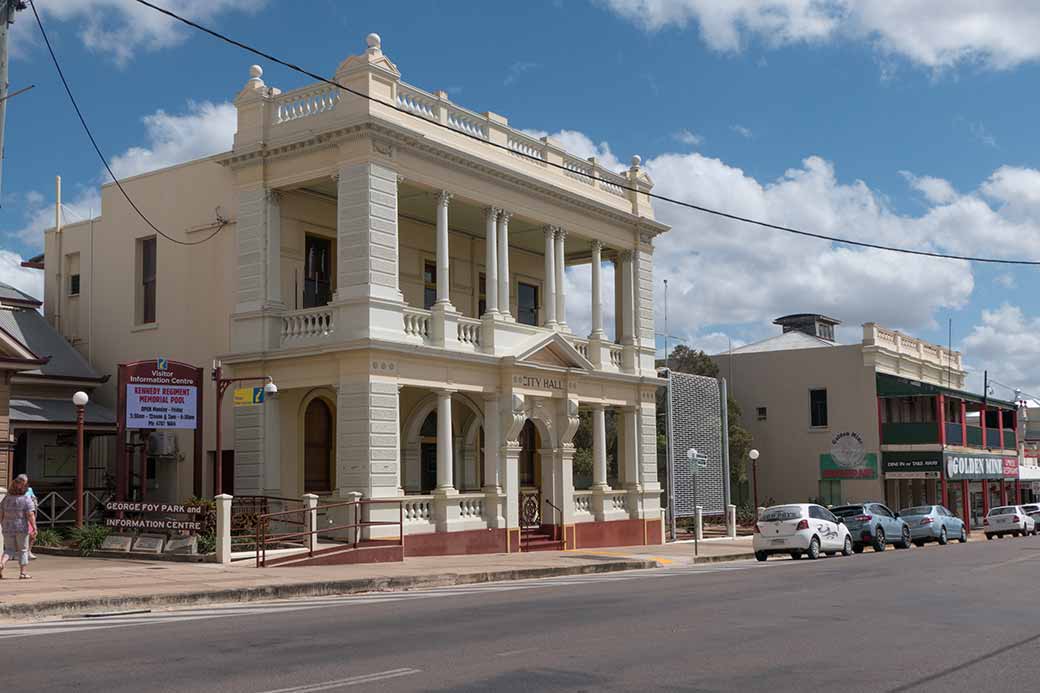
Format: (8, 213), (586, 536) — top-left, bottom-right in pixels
(749, 449), (761, 511)
(72, 390), (89, 527)
(212, 360), (277, 496)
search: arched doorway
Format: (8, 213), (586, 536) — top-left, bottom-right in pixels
(519, 420), (540, 488)
(304, 398), (333, 494)
(419, 411), (438, 493)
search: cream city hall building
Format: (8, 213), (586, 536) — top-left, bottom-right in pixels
(41, 34), (669, 554)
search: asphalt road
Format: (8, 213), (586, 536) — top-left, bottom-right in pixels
(6, 537), (1040, 692)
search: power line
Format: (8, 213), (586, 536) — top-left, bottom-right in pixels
(129, 0), (1040, 266)
(28, 1), (224, 246)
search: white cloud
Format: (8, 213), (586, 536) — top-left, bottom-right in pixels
(10, 100), (234, 246)
(601, 1), (1040, 72)
(563, 262), (617, 339)
(969, 121), (998, 148)
(901, 171), (957, 204)
(994, 273), (1016, 289)
(730, 124), (754, 139)
(108, 100), (236, 180)
(13, 0), (267, 66)
(962, 304), (1040, 397)
(673, 129), (704, 146)
(0, 250), (44, 303)
(504, 61), (540, 86)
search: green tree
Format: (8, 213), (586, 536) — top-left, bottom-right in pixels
(660, 345), (753, 493)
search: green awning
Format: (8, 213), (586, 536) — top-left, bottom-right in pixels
(876, 373), (1016, 410)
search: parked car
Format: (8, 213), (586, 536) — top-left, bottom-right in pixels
(1021, 504), (1040, 526)
(754, 503), (853, 561)
(831, 502), (912, 552)
(985, 506), (1037, 539)
(898, 505), (967, 546)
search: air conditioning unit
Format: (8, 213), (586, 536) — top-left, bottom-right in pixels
(147, 431), (179, 457)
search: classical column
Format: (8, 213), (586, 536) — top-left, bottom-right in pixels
(483, 207), (499, 318)
(622, 405), (639, 491)
(554, 228), (568, 330)
(620, 250), (635, 343)
(483, 393), (504, 528)
(435, 191), (453, 308)
(497, 211), (512, 318)
(589, 240), (604, 339)
(591, 404), (609, 491)
(435, 390), (455, 491)
(543, 226), (558, 329)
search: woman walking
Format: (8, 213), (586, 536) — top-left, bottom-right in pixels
(1, 474), (37, 579)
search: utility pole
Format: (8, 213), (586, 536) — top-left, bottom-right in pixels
(0, 1), (27, 198)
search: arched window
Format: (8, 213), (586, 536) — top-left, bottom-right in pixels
(304, 399), (333, 493)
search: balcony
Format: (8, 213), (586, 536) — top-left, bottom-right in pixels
(882, 422), (1017, 450)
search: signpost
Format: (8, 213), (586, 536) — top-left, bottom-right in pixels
(687, 447), (708, 556)
(233, 386), (266, 407)
(116, 359), (204, 500)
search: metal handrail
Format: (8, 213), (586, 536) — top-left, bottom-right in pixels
(255, 497), (404, 567)
(544, 498), (563, 543)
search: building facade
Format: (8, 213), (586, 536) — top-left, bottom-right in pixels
(713, 315), (1021, 529)
(39, 34), (668, 553)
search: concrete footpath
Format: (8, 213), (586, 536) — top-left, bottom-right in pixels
(0, 537), (755, 621)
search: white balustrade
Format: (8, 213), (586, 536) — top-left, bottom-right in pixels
(573, 491), (593, 516)
(607, 344), (624, 369)
(447, 106), (488, 139)
(608, 491), (628, 512)
(273, 85), (341, 124)
(457, 317), (482, 347)
(563, 156), (595, 186)
(281, 306), (335, 344)
(508, 133), (546, 162)
(396, 84), (438, 120)
(597, 170), (627, 197)
(458, 495), (485, 520)
(570, 337), (589, 360)
(403, 308), (432, 341)
(403, 496), (434, 524)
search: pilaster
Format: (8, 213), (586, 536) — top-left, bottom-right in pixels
(336, 375), (400, 499)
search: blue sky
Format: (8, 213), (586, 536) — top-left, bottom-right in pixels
(4, 1), (1040, 396)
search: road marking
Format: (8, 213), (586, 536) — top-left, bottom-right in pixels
(495, 647), (537, 657)
(256, 668), (422, 693)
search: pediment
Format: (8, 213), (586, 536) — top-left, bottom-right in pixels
(514, 333), (593, 371)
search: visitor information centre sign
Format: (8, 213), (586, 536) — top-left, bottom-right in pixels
(122, 359), (201, 429)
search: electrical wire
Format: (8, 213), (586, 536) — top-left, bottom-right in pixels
(28, 0), (225, 246)
(128, 0), (1040, 265)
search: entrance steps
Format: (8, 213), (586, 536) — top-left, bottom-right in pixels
(520, 527), (565, 552)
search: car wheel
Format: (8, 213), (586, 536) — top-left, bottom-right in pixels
(896, 527), (912, 549)
(790, 551), (802, 560)
(938, 527), (948, 546)
(755, 551), (768, 562)
(842, 536), (853, 556)
(852, 543), (864, 554)
(806, 536), (821, 560)
(987, 533), (994, 540)
(873, 528), (886, 552)
(913, 540), (925, 547)
(959, 527), (967, 543)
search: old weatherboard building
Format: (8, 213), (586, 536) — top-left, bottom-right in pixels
(36, 34), (668, 553)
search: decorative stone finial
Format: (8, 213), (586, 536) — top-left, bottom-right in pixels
(367, 33), (381, 50)
(631, 154), (642, 169)
(249, 64), (263, 79)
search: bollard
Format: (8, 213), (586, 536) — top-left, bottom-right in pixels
(347, 491), (363, 545)
(694, 505), (704, 541)
(0, 487), (6, 556)
(214, 493), (233, 564)
(302, 493), (319, 553)
(727, 504), (737, 538)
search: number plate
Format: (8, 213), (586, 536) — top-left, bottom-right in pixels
(771, 539), (786, 545)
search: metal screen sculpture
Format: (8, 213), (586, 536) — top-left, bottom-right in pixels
(666, 371), (730, 530)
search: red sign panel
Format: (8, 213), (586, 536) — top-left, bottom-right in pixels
(1003, 456), (1020, 479)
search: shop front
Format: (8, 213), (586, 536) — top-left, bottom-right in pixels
(882, 451), (943, 512)
(944, 452), (1019, 530)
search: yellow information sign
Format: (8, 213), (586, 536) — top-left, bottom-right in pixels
(233, 387), (265, 407)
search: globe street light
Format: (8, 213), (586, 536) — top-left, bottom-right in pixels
(72, 390), (89, 527)
(749, 448), (761, 511)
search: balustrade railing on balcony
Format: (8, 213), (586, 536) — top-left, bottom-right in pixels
(457, 317), (482, 347)
(573, 490), (593, 518)
(945, 422), (964, 446)
(281, 306), (335, 344)
(607, 343), (624, 369)
(457, 494), (485, 521)
(570, 337), (589, 360)
(272, 84), (341, 124)
(966, 425), (983, 447)
(402, 496), (434, 526)
(403, 307), (432, 342)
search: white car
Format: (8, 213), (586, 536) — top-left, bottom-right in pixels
(984, 505), (1037, 539)
(754, 503), (853, 561)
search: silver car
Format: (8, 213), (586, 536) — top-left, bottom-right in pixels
(898, 505), (967, 546)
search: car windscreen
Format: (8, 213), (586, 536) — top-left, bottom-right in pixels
(761, 506), (803, 522)
(1023, 505), (1040, 513)
(831, 506), (864, 517)
(988, 506), (1017, 516)
(899, 506), (933, 516)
